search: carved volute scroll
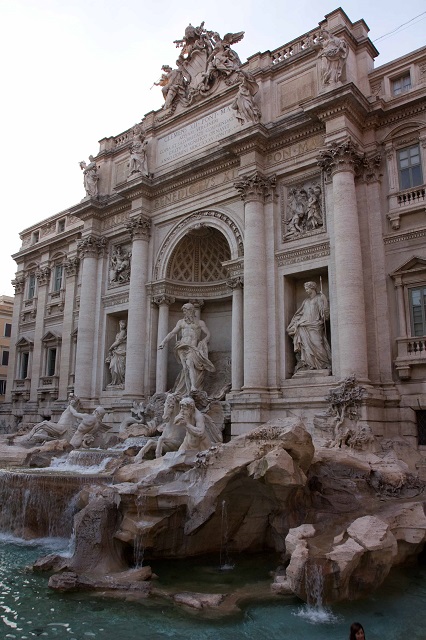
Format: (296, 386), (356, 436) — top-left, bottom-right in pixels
(77, 235), (107, 260)
(234, 172), (276, 202)
(317, 139), (365, 178)
(125, 215), (151, 242)
(64, 257), (80, 279)
(12, 274), (25, 294)
(35, 267), (51, 287)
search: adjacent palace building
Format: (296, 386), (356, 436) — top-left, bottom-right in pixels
(3, 9), (426, 446)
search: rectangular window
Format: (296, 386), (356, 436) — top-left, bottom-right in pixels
(53, 265), (63, 292)
(4, 323), (11, 337)
(410, 286), (426, 336)
(398, 144), (423, 190)
(46, 348), (57, 376)
(392, 73), (411, 96)
(28, 274), (36, 300)
(0, 380), (6, 395)
(57, 219), (65, 233)
(416, 410), (426, 445)
(32, 231), (40, 244)
(20, 352), (29, 379)
(1, 351), (9, 366)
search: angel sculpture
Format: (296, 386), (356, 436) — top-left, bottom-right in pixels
(202, 31), (245, 89)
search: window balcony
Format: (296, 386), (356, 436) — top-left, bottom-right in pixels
(12, 378), (31, 402)
(395, 336), (426, 380)
(38, 375), (59, 400)
(387, 185), (426, 230)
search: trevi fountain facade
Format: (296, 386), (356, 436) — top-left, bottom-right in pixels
(1, 8), (426, 630)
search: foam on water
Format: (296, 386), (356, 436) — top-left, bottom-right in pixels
(293, 604), (341, 625)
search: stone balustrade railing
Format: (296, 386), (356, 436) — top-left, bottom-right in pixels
(395, 336), (426, 380)
(387, 184), (426, 230)
(271, 30), (320, 65)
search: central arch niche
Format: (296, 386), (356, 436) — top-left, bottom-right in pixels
(161, 225), (233, 396)
(167, 226), (231, 283)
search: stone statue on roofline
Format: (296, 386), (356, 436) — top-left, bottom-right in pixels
(317, 28), (348, 85)
(155, 23), (245, 115)
(128, 125), (149, 177)
(79, 155), (98, 197)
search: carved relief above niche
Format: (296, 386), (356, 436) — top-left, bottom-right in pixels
(281, 173), (326, 242)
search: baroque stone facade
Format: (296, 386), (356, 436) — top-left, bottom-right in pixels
(3, 9), (426, 447)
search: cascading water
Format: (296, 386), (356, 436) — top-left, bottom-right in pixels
(133, 494), (147, 568)
(294, 562), (338, 624)
(0, 469), (109, 540)
(219, 499), (234, 570)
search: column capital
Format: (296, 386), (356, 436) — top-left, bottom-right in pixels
(12, 274), (25, 294)
(354, 152), (383, 184)
(226, 276), (244, 290)
(125, 215), (151, 241)
(318, 138), (364, 178)
(77, 234), (107, 259)
(153, 294), (175, 307)
(188, 298), (204, 311)
(35, 266), (51, 287)
(64, 256), (80, 278)
(234, 172), (276, 203)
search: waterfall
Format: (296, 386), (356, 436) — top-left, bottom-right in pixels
(219, 499), (234, 570)
(133, 494), (147, 568)
(0, 470), (106, 540)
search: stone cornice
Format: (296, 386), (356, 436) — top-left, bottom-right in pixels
(276, 240), (330, 266)
(102, 292), (130, 308)
(384, 227), (426, 245)
(369, 97), (426, 130)
(302, 83), (371, 131)
(153, 295), (176, 306)
(148, 279), (231, 300)
(152, 158), (239, 200)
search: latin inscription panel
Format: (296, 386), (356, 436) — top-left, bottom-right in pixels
(157, 106), (240, 166)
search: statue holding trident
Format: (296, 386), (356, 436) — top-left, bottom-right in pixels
(158, 302), (215, 395)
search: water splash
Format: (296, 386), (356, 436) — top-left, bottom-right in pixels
(293, 563), (339, 625)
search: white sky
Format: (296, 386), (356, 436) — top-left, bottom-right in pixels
(1, 0), (425, 296)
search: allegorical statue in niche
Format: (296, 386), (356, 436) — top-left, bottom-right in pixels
(317, 28), (348, 85)
(105, 319), (127, 386)
(287, 281), (331, 373)
(231, 70), (261, 125)
(79, 155), (98, 197)
(109, 245), (131, 284)
(128, 125), (149, 176)
(158, 302), (215, 395)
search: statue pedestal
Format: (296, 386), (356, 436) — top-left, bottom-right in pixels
(292, 369), (331, 379)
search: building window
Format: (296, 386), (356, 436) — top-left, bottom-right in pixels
(398, 144), (423, 190)
(416, 410), (426, 445)
(4, 323), (11, 337)
(53, 265), (63, 292)
(409, 286), (426, 336)
(0, 380), (6, 395)
(46, 348), (57, 376)
(20, 352), (29, 379)
(392, 73), (411, 96)
(28, 273), (36, 300)
(57, 219), (66, 233)
(32, 231), (40, 244)
(1, 350), (9, 366)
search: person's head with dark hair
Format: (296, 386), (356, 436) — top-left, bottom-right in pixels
(349, 622), (365, 640)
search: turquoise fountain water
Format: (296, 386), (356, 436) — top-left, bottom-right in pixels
(1, 535), (426, 640)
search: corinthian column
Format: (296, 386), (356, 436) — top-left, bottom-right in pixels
(234, 173), (276, 391)
(124, 215), (151, 397)
(29, 266), (51, 402)
(318, 139), (368, 379)
(74, 235), (106, 399)
(154, 295), (175, 393)
(226, 276), (244, 391)
(5, 275), (25, 403)
(58, 256), (80, 400)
